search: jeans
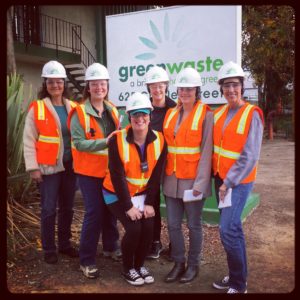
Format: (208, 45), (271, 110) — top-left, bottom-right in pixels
(214, 175), (253, 291)
(165, 196), (205, 266)
(39, 160), (77, 253)
(107, 200), (154, 272)
(78, 175), (119, 266)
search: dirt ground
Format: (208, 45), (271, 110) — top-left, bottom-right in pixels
(6, 138), (295, 294)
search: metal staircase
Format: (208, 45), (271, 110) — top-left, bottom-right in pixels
(12, 7), (96, 101)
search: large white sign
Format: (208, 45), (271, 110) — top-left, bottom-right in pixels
(106, 5), (241, 106)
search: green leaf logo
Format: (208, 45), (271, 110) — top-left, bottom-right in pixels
(135, 13), (192, 61)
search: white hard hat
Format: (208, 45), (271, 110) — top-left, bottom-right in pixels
(85, 63), (110, 81)
(145, 66), (169, 84)
(126, 92), (153, 114)
(174, 67), (202, 87)
(217, 61), (245, 84)
(41, 61), (67, 78)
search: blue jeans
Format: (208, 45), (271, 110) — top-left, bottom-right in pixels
(214, 175), (253, 291)
(165, 196), (205, 266)
(39, 160), (77, 254)
(78, 175), (119, 266)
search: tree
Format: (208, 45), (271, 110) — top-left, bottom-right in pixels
(7, 6), (16, 75)
(242, 6), (295, 138)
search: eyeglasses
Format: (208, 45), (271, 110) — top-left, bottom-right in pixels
(89, 82), (108, 88)
(149, 83), (167, 90)
(177, 87), (196, 92)
(222, 82), (241, 90)
(130, 112), (149, 119)
(46, 79), (64, 85)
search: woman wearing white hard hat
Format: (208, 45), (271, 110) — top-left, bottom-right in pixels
(144, 66), (176, 260)
(68, 62), (121, 279)
(163, 67), (213, 283)
(102, 92), (167, 286)
(23, 60), (78, 264)
(212, 61), (264, 294)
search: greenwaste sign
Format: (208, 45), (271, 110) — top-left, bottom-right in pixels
(106, 5), (241, 106)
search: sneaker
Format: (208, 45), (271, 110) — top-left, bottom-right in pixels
(80, 265), (100, 279)
(138, 266), (154, 284)
(59, 247), (79, 258)
(146, 241), (163, 259)
(103, 248), (122, 261)
(227, 287), (247, 294)
(44, 252), (58, 264)
(122, 268), (144, 286)
(212, 275), (230, 290)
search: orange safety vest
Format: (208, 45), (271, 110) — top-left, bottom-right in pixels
(103, 127), (164, 196)
(163, 101), (209, 179)
(212, 102), (264, 183)
(30, 100), (77, 165)
(68, 100), (119, 178)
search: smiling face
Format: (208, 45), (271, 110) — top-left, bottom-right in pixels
(88, 80), (108, 100)
(222, 78), (243, 107)
(45, 78), (64, 98)
(177, 87), (197, 105)
(148, 82), (167, 103)
(130, 112), (150, 132)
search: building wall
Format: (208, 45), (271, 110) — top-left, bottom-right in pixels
(17, 61), (41, 103)
(40, 6), (97, 60)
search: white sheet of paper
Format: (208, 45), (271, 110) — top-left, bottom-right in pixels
(218, 188), (232, 208)
(131, 194), (146, 211)
(183, 189), (203, 202)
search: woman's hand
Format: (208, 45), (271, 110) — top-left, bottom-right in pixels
(219, 183), (228, 202)
(192, 190), (202, 197)
(144, 205), (155, 219)
(126, 206), (143, 221)
(106, 130), (119, 145)
(30, 170), (43, 183)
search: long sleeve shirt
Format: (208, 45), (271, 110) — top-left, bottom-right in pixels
(223, 109), (264, 188)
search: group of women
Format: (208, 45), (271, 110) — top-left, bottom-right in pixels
(23, 59), (263, 293)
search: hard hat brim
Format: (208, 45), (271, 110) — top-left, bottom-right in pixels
(42, 74), (67, 78)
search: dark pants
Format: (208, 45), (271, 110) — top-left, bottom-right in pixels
(78, 175), (119, 266)
(39, 160), (77, 253)
(107, 201), (154, 272)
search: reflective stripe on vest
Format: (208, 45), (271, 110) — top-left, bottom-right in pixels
(212, 103), (262, 183)
(79, 104), (91, 133)
(164, 109), (177, 129)
(37, 100), (46, 120)
(237, 104), (253, 134)
(104, 100), (119, 122)
(70, 101), (77, 108)
(32, 100), (60, 165)
(213, 104), (254, 135)
(164, 104), (204, 156)
(120, 129), (161, 163)
(214, 145), (240, 160)
(126, 176), (149, 186)
(153, 131), (161, 160)
(191, 104), (204, 130)
(214, 104), (228, 124)
(71, 141), (108, 156)
(39, 135), (60, 144)
(168, 146), (200, 155)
